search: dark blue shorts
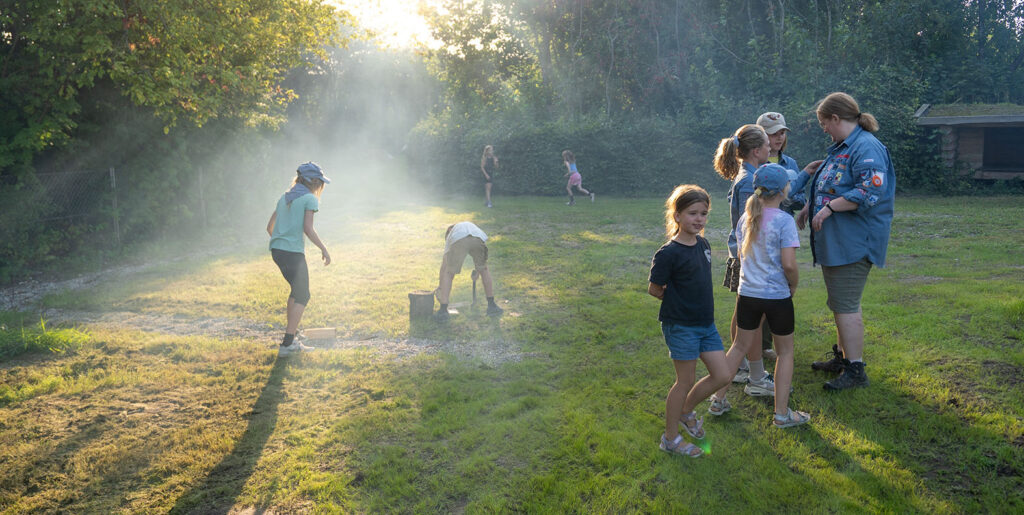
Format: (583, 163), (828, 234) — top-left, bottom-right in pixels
(661, 322), (724, 361)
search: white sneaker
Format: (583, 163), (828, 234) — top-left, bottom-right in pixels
(279, 341), (314, 355)
(732, 367), (750, 384)
(744, 373), (775, 397)
(590, 192), (595, 202)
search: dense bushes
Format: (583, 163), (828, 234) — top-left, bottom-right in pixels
(409, 115), (722, 197)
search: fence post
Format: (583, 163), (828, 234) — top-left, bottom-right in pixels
(110, 167), (121, 246)
(198, 166), (208, 228)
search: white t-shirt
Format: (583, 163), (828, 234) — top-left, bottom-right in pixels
(736, 208), (800, 299)
(444, 222), (488, 252)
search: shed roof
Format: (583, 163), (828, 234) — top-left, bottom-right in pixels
(916, 103), (1024, 126)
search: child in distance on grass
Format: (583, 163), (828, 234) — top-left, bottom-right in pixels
(708, 164), (810, 427)
(562, 150), (594, 205)
(648, 185), (733, 458)
(266, 162), (332, 354)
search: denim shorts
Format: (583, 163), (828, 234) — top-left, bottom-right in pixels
(661, 322), (724, 361)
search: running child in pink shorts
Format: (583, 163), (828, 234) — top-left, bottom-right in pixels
(562, 150), (594, 206)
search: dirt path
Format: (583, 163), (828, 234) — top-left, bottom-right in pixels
(3, 272), (528, 366)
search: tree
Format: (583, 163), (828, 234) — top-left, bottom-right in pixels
(0, 0), (344, 174)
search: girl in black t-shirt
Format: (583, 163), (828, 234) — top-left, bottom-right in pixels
(648, 184), (733, 458)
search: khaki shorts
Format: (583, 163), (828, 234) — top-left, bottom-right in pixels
(821, 258), (872, 314)
(443, 236), (488, 275)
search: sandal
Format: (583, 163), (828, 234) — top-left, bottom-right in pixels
(679, 411), (705, 439)
(773, 408), (811, 428)
(660, 434), (703, 458)
(708, 394), (732, 416)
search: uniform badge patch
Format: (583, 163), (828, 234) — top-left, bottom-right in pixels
(870, 172), (884, 187)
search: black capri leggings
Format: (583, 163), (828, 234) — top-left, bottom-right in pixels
(735, 295), (794, 336)
(272, 249), (310, 305)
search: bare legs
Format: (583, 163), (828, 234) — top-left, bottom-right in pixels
(478, 267), (494, 298)
(771, 334), (794, 416)
(485, 182), (492, 206)
(436, 267), (493, 303)
(730, 310), (764, 362)
(713, 327), (759, 401)
(436, 271), (455, 305)
(665, 360), (696, 440)
(679, 350), (732, 417)
(834, 311), (863, 360)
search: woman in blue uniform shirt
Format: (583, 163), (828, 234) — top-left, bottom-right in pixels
(795, 92), (896, 391)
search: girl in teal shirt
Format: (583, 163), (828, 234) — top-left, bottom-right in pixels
(266, 162), (332, 354)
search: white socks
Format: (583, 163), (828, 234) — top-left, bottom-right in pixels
(748, 359), (766, 383)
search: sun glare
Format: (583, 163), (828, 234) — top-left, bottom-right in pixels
(332, 0), (442, 49)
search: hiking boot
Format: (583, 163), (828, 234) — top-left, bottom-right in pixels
(433, 309), (450, 322)
(486, 304), (504, 317)
(824, 360), (869, 391)
(812, 344), (845, 373)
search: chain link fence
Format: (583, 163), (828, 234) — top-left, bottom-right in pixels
(2, 169), (120, 244)
(1, 167), (219, 247)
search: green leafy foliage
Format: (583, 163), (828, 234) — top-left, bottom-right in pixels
(414, 0), (1024, 192)
(0, 0), (342, 172)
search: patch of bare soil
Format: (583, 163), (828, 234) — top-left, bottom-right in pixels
(4, 264), (529, 365)
(31, 307), (527, 365)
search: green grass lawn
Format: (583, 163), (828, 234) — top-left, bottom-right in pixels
(1, 195), (1022, 513)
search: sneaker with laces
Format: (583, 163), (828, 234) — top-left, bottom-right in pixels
(279, 341), (314, 355)
(812, 344), (845, 373)
(824, 360), (869, 390)
(732, 366), (750, 384)
(744, 372), (776, 397)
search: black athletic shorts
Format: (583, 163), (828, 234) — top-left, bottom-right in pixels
(271, 248), (310, 305)
(735, 295), (794, 336)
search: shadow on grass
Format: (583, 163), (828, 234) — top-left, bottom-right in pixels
(791, 370), (1023, 512)
(170, 355), (289, 514)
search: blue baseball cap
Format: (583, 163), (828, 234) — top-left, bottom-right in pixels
(297, 162), (331, 183)
(753, 163), (789, 196)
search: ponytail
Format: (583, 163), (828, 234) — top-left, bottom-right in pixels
(817, 92), (880, 132)
(714, 124), (768, 180)
(740, 184), (790, 258)
(740, 194), (765, 258)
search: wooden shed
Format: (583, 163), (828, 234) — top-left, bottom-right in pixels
(915, 103), (1024, 180)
